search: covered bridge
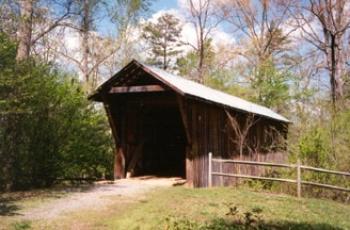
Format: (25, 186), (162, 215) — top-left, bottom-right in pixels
(90, 60), (289, 187)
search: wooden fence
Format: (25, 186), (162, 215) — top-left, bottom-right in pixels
(208, 153), (350, 198)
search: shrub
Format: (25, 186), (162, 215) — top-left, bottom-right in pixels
(0, 33), (113, 190)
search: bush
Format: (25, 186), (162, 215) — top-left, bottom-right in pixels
(0, 33), (113, 190)
(298, 127), (331, 168)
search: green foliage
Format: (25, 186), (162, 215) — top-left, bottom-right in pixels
(0, 33), (113, 190)
(0, 33), (16, 68)
(333, 109), (350, 171)
(12, 220), (32, 230)
(290, 106), (350, 172)
(251, 59), (291, 113)
(298, 127), (331, 168)
(176, 50), (198, 77)
(176, 38), (215, 78)
(285, 107), (350, 199)
(204, 68), (255, 100)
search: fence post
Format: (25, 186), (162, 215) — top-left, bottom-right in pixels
(208, 152), (212, 188)
(297, 159), (301, 198)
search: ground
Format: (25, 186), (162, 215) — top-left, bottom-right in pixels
(1, 178), (349, 230)
(0, 177), (183, 229)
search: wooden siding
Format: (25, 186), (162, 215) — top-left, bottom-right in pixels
(182, 98), (287, 187)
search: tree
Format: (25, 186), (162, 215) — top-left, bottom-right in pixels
(142, 13), (182, 70)
(176, 38), (214, 80)
(183, 0), (221, 82)
(16, 0), (33, 61)
(14, 0), (75, 61)
(218, 0), (294, 68)
(217, 0), (296, 111)
(81, 0), (92, 85)
(225, 110), (258, 160)
(290, 0), (350, 108)
(251, 59), (291, 113)
(54, 0), (152, 92)
(110, 0), (152, 66)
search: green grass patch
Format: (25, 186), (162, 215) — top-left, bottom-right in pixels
(105, 187), (350, 230)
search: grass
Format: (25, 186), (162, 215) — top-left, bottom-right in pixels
(1, 186), (349, 229)
(104, 187), (350, 230)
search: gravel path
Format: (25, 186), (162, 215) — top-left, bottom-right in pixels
(21, 177), (182, 220)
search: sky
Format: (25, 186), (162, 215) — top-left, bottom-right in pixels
(151, 0), (178, 12)
(98, 0), (178, 37)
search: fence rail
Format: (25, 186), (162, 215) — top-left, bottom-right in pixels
(208, 152), (350, 198)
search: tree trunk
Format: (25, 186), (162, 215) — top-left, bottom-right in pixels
(81, 0), (90, 85)
(327, 33), (345, 109)
(163, 46), (167, 70)
(16, 0), (33, 62)
(198, 28), (204, 83)
(334, 40), (344, 103)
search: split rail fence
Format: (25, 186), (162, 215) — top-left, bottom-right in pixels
(208, 152), (350, 198)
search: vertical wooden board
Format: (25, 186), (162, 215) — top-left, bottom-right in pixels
(177, 96), (194, 186)
(177, 96), (192, 145)
(186, 152), (193, 187)
(191, 101), (199, 187)
(198, 102), (205, 187)
(114, 148), (125, 179)
(102, 96), (127, 179)
(119, 104), (128, 177)
(203, 105), (209, 187)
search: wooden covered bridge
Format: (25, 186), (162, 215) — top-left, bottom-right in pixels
(90, 60), (289, 187)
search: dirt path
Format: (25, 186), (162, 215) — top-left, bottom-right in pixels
(20, 177), (183, 221)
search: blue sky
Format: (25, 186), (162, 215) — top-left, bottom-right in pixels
(98, 0), (179, 36)
(151, 0), (178, 12)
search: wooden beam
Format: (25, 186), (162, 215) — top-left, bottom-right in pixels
(126, 141), (144, 178)
(177, 96), (192, 144)
(211, 159), (295, 168)
(211, 172), (297, 183)
(301, 165), (350, 176)
(301, 181), (350, 192)
(177, 96), (194, 187)
(109, 85), (167, 93)
(102, 94), (125, 179)
(114, 148), (125, 179)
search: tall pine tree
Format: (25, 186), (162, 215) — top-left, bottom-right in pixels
(142, 13), (182, 70)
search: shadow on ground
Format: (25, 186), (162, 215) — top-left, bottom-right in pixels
(205, 218), (344, 230)
(167, 217), (344, 230)
(0, 183), (98, 216)
(0, 201), (21, 216)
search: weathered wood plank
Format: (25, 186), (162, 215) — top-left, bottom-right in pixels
(102, 95), (125, 179)
(301, 165), (350, 176)
(177, 96), (192, 144)
(109, 85), (166, 93)
(211, 172), (297, 183)
(301, 181), (350, 192)
(114, 148), (125, 179)
(208, 152), (212, 187)
(126, 141), (144, 178)
(212, 159), (295, 168)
